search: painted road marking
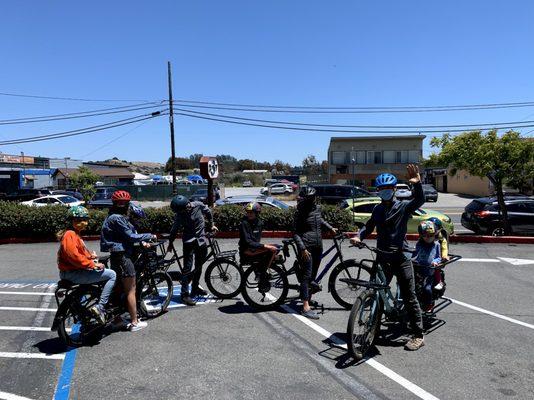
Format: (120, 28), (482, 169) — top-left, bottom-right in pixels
(280, 304), (440, 400)
(0, 326), (53, 332)
(0, 391), (35, 400)
(458, 258), (501, 263)
(497, 257), (534, 266)
(0, 291), (55, 296)
(0, 351), (64, 360)
(53, 325), (79, 400)
(0, 306), (57, 312)
(445, 297), (534, 330)
(0, 283), (57, 289)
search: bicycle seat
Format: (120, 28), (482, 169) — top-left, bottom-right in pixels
(57, 279), (74, 290)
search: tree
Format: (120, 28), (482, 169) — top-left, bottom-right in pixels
(302, 155), (321, 175)
(189, 153), (204, 168)
(272, 160), (291, 174)
(68, 166), (99, 201)
(320, 160), (329, 175)
(430, 130), (534, 235)
(238, 159), (256, 171)
(164, 157), (192, 172)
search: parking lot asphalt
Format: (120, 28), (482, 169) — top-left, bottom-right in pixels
(1, 239), (533, 399)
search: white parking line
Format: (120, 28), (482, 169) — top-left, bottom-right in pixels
(0, 390), (35, 400)
(0, 307), (57, 312)
(0, 351), (64, 360)
(0, 326), (52, 332)
(281, 304), (440, 400)
(458, 258), (501, 263)
(0, 291), (55, 296)
(445, 297), (534, 330)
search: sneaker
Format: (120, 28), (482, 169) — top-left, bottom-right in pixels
(404, 335), (425, 351)
(301, 309), (320, 320)
(90, 304), (106, 325)
(434, 282), (444, 291)
(191, 287), (208, 297)
(128, 320), (148, 332)
(182, 295), (197, 306)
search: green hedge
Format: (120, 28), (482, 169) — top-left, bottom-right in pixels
(0, 201), (355, 239)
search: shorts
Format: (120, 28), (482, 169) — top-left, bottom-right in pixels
(110, 252), (136, 278)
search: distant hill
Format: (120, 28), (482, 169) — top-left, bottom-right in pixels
(92, 158), (164, 174)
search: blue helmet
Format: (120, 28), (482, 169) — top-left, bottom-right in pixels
(428, 217), (443, 231)
(129, 203), (146, 219)
(375, 173), (397, 188)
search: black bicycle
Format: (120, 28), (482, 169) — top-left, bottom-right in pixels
(241, 233), (373, 311)
(52, 241), (174, 347)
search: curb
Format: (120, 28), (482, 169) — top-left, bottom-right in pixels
(1, 232), (534, 245)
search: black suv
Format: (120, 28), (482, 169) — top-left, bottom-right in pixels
(461, 196), (534, 236)
(4, 188), (53, 202)
(307, 184), (373, 205)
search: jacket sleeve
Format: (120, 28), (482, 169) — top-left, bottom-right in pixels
(199, 202), (214, 226)
(406, 182), (425, 215)
(440, 236), (449, 259)
(292, 209), (306, 253)
(239, 221), (264, 250)
(319, 207), (334, 232)
(432, 243), (442, 265)
(115, 217), (153, 244)
(169, 214), (182, 244)
(359, 207), (377, 240)
(61, 231), (95, 270)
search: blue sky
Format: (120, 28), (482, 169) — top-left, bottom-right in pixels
(1, 1), (534, 165)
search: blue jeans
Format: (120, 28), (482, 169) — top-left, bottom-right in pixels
(60, 268), (117, 307)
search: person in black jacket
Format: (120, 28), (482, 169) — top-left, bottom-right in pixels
(294, 186), (337, 319)
(239, 202), (278, 269)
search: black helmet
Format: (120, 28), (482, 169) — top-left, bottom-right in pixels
(170, 195), (189, 212)
(299, 186), (317, 198)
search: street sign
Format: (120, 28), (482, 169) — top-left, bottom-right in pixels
(200, 156), (218, 180)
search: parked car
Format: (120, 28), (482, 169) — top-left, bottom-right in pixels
(260, 183), (293, 195)
(344, 198), (454, 235)
(306, 184), (373, 205)
(395, 184), (412, 200)
(4, 188), (53, 202)
(177, 180), (192, 185)
(52, 190), (84, 201)
(461, 197), (534, 236)
(242, 180), (253, 187)
(189, 189), (208, 203)
(87, 187), (118, 209)
(279, 179), (299, 192)
(21, 195), (84, 208)
(422, 184), (438, 202)
(215, 195), (290, 210)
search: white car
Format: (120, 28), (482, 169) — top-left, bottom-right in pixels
(395, 184), (412, 200)
(260, 183), (292, 195)
(21, 195), (85, 208)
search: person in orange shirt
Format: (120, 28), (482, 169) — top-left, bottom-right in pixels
(57, 206), (116, 324)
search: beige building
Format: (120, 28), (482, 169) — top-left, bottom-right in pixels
(328, 135), (425, 186)
(435, 169), (494, 197)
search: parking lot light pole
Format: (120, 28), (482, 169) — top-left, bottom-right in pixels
(167, 61), (177, 195)
(351, 147), (356, 222)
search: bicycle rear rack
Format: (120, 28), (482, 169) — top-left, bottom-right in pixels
(339, 278), (390, 290)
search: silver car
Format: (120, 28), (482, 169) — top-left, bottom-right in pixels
(395, 184), (412, 200)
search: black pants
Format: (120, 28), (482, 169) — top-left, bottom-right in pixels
(379, 252), (424, 337)
(299, 246), (323, 301)
(182, 240), (208, 296)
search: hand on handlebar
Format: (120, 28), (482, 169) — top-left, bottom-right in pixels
(141, 241), (152, 249)
(331, 228), (338, 235)
(265, 244), (278, 252)
(93, 262), (105, 270)
(301, 249), (311, 262)
(211, 225), (219, 233)
(350, 237), (365, 248)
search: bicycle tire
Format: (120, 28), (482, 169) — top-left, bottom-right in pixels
(329, 260), (373, 310)
(241, 263), (289, 311)
(347, 289), (383, 361)
(138, 271), (173, 318)
(204, 258), (243, 299)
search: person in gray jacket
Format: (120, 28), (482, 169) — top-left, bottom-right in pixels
(167, 195), (218, 306)
(294, 186), (337, 319)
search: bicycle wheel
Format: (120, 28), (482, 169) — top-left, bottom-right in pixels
(347, 289), (383, 361)
(241, 263), (289, 311)
(205, 258), (243, 299)
(138, 271), (173, 318)
(329, 260), (373, 310)
(57, 287), (101, 347)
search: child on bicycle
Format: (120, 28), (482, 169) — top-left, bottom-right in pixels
(57, 206), (116, 325)
(238, 202), (279, 272)
(100, 190), (156, 332)
(412, 221), (442, 312)
(428, 217), (448, 292)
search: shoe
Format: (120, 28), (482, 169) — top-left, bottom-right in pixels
(404, 335), (425, 351)
(434, 281), (444, 291)
(128, 320), (148, 332)
(191, 287), (208, 297)
(309, 300), (320, 308)
(423, 303), (434, 313)
(182, 295), (197, 306)
(309, 281), (323, 294)
(301, 309), (320, 320)
(90, 304), (106, 325)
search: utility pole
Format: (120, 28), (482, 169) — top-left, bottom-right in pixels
(167, 61), (177, 195)
(21, 152), (26, 188)
(351, 146), (356, 222)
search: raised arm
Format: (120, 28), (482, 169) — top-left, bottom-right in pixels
(406, 164), (425, 214)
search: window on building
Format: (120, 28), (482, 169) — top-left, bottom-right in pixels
(383, 151), (395, 163)
(332, 151), (346, 165)
(366, 151), (382, 164)
(336, 165), (348, 174)
(408, 150), (421, 163)
(350, 151), (366, 164)
(395, 151), (402, 163)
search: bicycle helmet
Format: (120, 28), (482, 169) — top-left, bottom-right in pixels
(375, 173), (397, 188)
(418, 220), (436, 236)
(245, 202), (261, 214)
(111, 190), (131, 204)
(129, 203), (146, 219)
(170, 195), (189, 212)
(68, 205), (89, 219)
(427, 217), (443, 231)
(299, 186), (317, 198)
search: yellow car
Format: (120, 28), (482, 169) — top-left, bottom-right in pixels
(342, 198), (454, 235)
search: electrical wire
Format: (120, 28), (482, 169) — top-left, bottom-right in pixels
(174, 111), (534, 134)
(0, 91), (160, 103)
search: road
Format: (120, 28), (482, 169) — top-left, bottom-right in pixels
(1, 239), (533, 399)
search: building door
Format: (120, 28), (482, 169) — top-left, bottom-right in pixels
(443, 175), (448, 192)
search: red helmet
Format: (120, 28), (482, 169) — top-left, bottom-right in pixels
(111, 190), (131, 204)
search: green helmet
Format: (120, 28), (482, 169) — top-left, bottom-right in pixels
(68, 205), (89, 219)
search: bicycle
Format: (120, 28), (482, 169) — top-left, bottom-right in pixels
(165, 232), (243, 299)
(344, 242), (461, 360)
(52, 241), (174, 347)
(241, 233), (373, 311)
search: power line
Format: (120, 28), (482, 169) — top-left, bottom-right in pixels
(173, 107), (534, 129)
(0, 111), (165, 145)
(0, 91), (161, 103)
(174, 111), (534, 134)
(0, 102), (165, 125)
